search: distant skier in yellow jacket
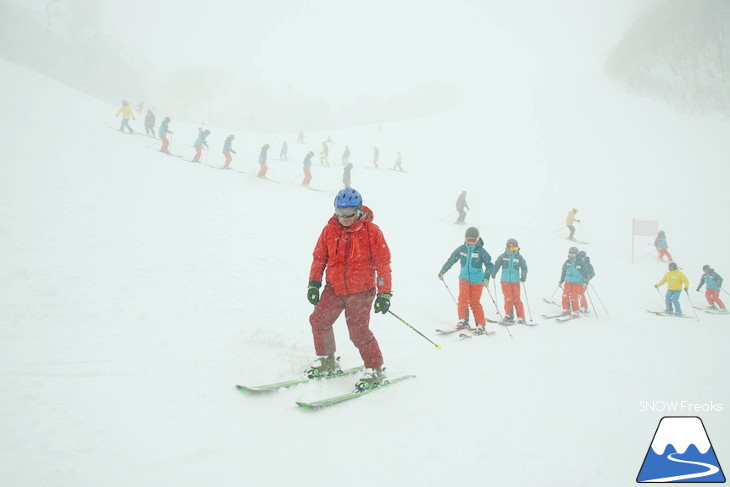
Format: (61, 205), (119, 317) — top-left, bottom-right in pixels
(566, 208), (580, 241)
(655, 262), (689, 316)
(115, 100), (136, 134)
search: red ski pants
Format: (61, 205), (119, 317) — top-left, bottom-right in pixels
(657, 248), (673, 261)
(501, 282), (524, 319)
(302, 169), (312, 186)
(458, 279), (486, 326)
(562, 282), (583, 312)
(258, 162), (268, 178)
(705, 289), (726, 309)
(223, 152), (232, 167)
(194, 146), (202, 161)
(309, 284), (383, 369)
(160, 136), (170, 152)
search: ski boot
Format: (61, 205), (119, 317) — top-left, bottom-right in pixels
(474, 325), (487, 335)
(456, 319), (470, 330)
(503, 315), (515, 324)
(304, 355), (342, 379)
(708, 305), (718, 310)
(516, 318), (527, 325)
(355, 367), (386, 392)
(581, 308), (591, 315)
(674, 312), (684, 317)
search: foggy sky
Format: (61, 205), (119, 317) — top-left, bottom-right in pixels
(30, 0), (647, 106)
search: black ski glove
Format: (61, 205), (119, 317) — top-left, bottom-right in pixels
(696, 286), (701, 292)
(374, 293), (392, 314)
(520, 275), (527, 282)
(307, 281), (321, 305)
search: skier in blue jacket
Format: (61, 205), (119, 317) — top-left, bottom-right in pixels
(438, 227), (494, 334)
(491, 238), (528, 324)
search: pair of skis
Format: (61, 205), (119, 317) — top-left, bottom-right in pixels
(435, 327), (496, 339)
(646, 310), (694, 319)
(236, 366), (415, 409)
(693, 306), (729, 315)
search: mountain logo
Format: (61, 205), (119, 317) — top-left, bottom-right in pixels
(637, 416), (725, 483)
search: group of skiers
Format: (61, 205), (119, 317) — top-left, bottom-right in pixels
(116, 102), (404, 188)
(654, 263), (726, 316)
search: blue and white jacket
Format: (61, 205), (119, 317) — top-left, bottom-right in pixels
(492, 249), (528, 283)
(440, 238), (493, 284)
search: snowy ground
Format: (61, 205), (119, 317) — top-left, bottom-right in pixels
(1, 57), (729, 486)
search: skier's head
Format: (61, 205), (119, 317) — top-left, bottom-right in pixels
(461, 191), (467, 196)
(658, 230), (665, 237)
(122, 100), (129, 106)
(228, 134), (235, 140)
(147, 109), (152, 114)
(668, 262), (678, 271)
(334, 187), (362, 209)
(203, 130), (210, 135)
(263, 143), (270, 149)
(465, 227), (479, 244)
(506, 238), (519, 251)
(164, 117), (170, 122)
(571, 208), (578, 213)
(577, 251), (587, 259)
(568, 246), (579, 256)
(703, 264), (712, 272)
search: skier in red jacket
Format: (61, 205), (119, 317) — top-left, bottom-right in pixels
(305, 188), (393, 391)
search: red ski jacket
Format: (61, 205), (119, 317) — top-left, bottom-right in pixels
(309, 205), (392, 296)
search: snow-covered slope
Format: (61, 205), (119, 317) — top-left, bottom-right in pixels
(1, 57), (728, 487)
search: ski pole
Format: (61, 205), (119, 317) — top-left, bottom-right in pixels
(684, 290), (700, 322)
(656, 287), (665, 306)
(490, 279), (504, 320)
(578, 221), (585, 241)
(441, 279), (470, 324)
(521, 281), (533, 322)
(585, 286), (598, 319)
(722, 287), (730, 297)
(549, 285), (560, 301)
(146, 139), (160, 148)
(387, 310), (442, 350)
(550, 226), (565, 234)
(588, 282), (610, 315)
(486, 281), (512, 339)
(442, 280), (457, 304)
(440, 211), (457, 222)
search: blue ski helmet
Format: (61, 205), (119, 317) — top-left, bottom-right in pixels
(334, 188), (362, 208)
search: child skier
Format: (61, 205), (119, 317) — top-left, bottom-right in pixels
(491, 238), (528, 324)
(158, 117), (173, 154)
(192, 127), (210, 162)
(222, 135), (236, 169)
(438, 227), (494, 334)
(566, 208), (580, 241)
(320, 142), (329, 167)
(144, 109), (156, 137)
(455, 191), (469, 225)
(559, 246), (589, 317)
(654, 230), (673, 262)
(655, 262), (689, 316)
(696, 265), (726, 311)
(280, 141), (288, 161)
(302, 151), (314, 187)
(343, 163), (353, 188)
(258, 143), (270, 178)
(393, 151), (404, 171)
(576, 250), (595, 313)
(115, 100), (135, 133)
